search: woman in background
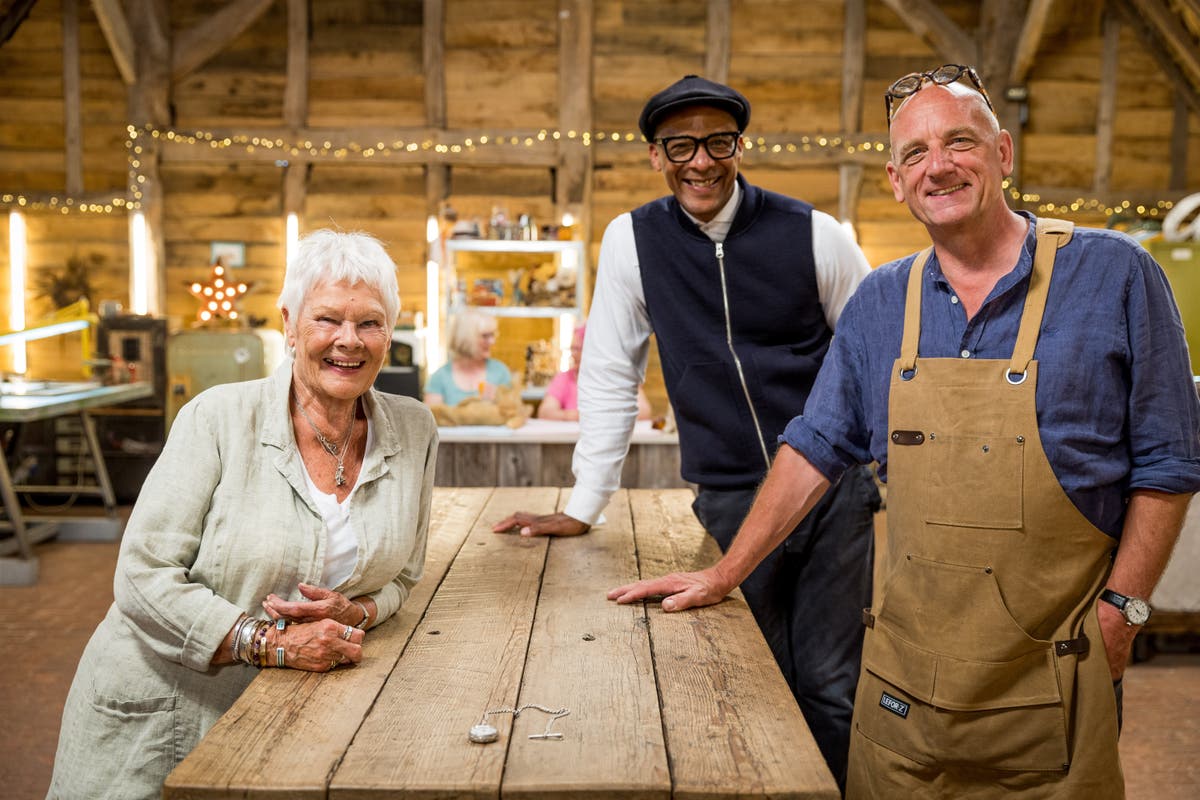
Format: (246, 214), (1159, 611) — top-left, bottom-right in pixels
(423, 307), (512, 406)
(537, 323), (651, 421)
(48, 230), (438, 800)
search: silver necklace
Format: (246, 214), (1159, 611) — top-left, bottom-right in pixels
(469, 703), (570, 744)
(293, 393), (356, 487)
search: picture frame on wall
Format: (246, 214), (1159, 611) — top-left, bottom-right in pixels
(210, 240), (246, 268)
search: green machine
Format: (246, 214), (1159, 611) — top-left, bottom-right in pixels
(1147, 241), (1200, 378)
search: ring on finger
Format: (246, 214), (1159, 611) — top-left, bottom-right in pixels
(342, 625), (353, 640)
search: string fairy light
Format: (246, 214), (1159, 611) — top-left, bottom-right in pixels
(0, 123), (1183, 223)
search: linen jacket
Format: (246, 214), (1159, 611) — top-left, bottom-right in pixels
(48, 361), (438, 800)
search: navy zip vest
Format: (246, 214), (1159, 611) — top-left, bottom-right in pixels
(633, 176), (831, 488)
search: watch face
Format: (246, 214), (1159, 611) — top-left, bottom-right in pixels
(1125, 597), (1151, 625)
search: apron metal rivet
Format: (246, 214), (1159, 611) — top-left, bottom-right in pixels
(928, 432), (936, 440)
(981, 444), (990, 453)
(1016, 435), (1025, 444)
(984, 567), (993, 574)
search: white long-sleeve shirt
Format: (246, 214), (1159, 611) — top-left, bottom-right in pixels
(565, 185), (871, 524)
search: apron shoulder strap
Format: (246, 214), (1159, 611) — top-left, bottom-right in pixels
(1008, 217), (1075, 379)
(898, 247), (933, 373)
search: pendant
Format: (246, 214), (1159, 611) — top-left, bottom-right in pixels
(469, 723), (499, 744)
(335, 462), (346, 487)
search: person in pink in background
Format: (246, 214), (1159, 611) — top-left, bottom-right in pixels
(537, 323), (651, 421)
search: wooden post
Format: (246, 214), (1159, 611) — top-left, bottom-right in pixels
(283, 0), (308, 131)
(839, 0), (865, 228)
(557, 0), (594, 263)
(127, 0), (170, 316)
(705, 0), (731, 84)
(1169, 93), (1189, 192)
(1094, 9), (1119, 195)
(62, 0), (84, 196)
(423, 0), (449, 216)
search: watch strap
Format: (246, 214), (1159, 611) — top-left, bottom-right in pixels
(1099, 588), (1128, 611)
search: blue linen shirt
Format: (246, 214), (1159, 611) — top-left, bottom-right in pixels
(783, 213), (1200, 538)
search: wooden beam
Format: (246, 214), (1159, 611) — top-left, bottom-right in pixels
(63, 0), (84, 196)
(423, 0), (448, 215)
(1094, 9), (1119, 194)
(283, 162), (307, 217)
(842, 0), (865, 133)
(1111, 0), (1200, 115)
(840, 0), (865, 225)
(171, 0), (275, 81)
(977, 0), (1024, 173)
(1129, 0), (1200, 90)
(1169, 93), (1189, 192)
(1009, 0), (1054, 86)
(283, 0), (308, 129)
(127, 0), (170, 317)
(90, 0), (136, 85)
(877, 0), (978, 65)
(0, 0), (37, 48)
(557, 0), (594, 245)
(705, 0), (731, 85)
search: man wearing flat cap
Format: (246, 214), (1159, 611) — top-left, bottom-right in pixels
(495, 74), (879, 789)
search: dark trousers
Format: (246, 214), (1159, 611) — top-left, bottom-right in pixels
(692, 465), (879, 794)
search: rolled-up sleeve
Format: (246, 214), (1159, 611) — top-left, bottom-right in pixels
(1125, 247), (1200, 494)
(781, 287), (878, 483)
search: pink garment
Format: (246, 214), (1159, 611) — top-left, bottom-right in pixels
(543, 370), (578, 410)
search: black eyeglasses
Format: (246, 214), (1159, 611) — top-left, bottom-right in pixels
(654, 131), (741, 163)
(884, 64), (995, 127)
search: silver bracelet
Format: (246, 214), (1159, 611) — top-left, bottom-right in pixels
(230, 616), (250, 663)
(353, 601), (369, 629)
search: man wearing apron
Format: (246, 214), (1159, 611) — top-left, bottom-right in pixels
(608, 66), (1200, 797)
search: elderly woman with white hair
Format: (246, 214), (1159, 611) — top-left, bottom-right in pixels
(48, 230), (437, 800)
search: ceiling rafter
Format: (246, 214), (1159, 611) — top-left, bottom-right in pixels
(1009, 0), (1054, 86)
(172, 0), (275, 81)
(878, 0), (978, 65)
(1129, 0), (1200, 90)
(90, 0), (136, 84)
(1112, 0), (1200, 115)
(0, 0), (37, 48)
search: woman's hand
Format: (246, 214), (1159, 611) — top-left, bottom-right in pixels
(263, 582), (367, 627)
(273, 618), (365, 672)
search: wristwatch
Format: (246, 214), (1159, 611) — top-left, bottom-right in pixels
(1099, 588), (1152, 626)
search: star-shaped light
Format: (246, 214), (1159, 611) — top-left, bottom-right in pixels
(187, 262), (252, 323)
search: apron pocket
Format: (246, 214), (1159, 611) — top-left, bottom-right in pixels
(921, 433), (1023, 529)
(856, 663), (1070, 772)
(862, 554), (1073, 770)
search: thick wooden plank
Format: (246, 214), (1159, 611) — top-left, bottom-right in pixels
(629, 489), (839, 799)
(502, 489), (670, 799)
(498, 441), (543, 486)
(538, 442), (575, 486)
(330, 487), (559, 799)
(164, 487), (493, 799)
(631, 444), (688, 490)
(1008, 0), (1054, 86)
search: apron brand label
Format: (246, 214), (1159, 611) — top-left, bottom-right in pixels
(880, 692), (910, 718)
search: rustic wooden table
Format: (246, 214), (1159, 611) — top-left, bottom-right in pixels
(164, 487), (837, 799)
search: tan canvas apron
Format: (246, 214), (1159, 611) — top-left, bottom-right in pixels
(846, 219), (1125, 799)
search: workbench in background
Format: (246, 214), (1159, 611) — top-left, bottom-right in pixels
(435, 418), (689, 489)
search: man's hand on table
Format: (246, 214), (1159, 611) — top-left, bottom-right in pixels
(607, 566), (733, 612)
(492, 511), (591, 537)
